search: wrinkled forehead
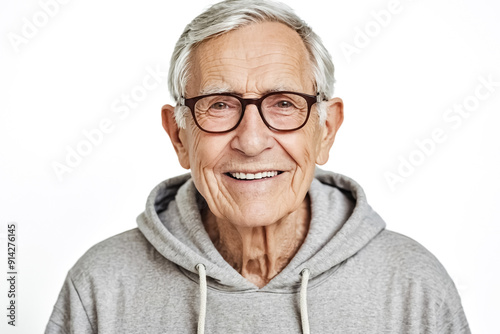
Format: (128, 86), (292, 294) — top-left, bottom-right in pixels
(186, 22), (315, 97)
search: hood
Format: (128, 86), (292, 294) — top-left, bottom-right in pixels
(137, 168), (386, 292)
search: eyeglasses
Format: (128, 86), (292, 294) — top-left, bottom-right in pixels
(180, 91), (321, 133)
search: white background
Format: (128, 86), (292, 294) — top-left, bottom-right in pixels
(1, 0), (499, 332)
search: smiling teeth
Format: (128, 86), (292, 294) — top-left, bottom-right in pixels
(230, 171), (279, 180)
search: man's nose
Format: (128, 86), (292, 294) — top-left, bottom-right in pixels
(230, 104), (274, 157)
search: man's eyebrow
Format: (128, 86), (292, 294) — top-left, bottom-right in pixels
(198, 84), (301, 96)
(199, 85), (234, 96)
(267, 85), (298, 93)
(254, 85), (302, 95)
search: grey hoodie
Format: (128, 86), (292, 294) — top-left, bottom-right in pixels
(45, 170), (470, 333)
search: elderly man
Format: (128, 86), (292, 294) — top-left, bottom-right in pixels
(46, 0), (470, 333)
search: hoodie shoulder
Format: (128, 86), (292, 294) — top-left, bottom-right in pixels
(361, 229), (456, 293)
(353, 230), (469, 331)
(68, 228), (156, 280)
(375, 230), (445, 267)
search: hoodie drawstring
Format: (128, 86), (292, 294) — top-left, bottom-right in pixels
(195, 264), (310, 334)
(300, 268), (311, 334)
(196, 264), (207, 334)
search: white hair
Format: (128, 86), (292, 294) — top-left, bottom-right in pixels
(168, 0), (335, 128)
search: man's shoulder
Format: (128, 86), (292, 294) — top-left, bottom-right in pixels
(79, 228), (148, 258)
(360, 229), (454, 287)
(68, 228), (157, 281)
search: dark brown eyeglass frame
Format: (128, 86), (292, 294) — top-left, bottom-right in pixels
(181, 91), (321, 133)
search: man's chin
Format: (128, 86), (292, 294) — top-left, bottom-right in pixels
(222, 205), (287, 229)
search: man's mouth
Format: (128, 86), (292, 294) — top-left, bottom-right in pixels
(226, 171), (283, 180)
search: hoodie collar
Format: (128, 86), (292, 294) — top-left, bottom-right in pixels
(137, 169), (386, 292)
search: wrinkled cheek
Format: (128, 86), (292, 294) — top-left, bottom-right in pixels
(291, 146), (317, 199)
(202, 168), (220, 196)
(186, 156), (212, 205)
(193, 161), (228, 214)
(192, 161), (213, 195)
(204, 178), (238, 221)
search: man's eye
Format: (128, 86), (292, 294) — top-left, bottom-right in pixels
(277, 100), (294, 108)
(211, 102), (228, 110)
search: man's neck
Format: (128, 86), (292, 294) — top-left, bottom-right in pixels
(202, 196), (310, 288)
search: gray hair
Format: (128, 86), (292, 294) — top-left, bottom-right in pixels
(168, 0), (335, 128)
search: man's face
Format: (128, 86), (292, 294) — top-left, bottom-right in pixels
(164, 22), (342, 227)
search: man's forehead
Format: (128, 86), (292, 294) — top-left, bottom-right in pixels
(187, 22), (314, 96)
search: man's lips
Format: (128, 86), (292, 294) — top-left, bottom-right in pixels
(225, 171), (283, 180)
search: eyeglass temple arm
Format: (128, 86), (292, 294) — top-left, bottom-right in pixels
(317, 93), (327, 103)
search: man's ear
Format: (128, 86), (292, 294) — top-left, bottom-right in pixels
(316, 97), (344, 165)
(161, 104), (190, 169)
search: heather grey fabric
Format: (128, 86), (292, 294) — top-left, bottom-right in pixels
(45, 169), (470, 333)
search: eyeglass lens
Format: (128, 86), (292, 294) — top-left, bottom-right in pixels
(194, 92), (309, 132)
